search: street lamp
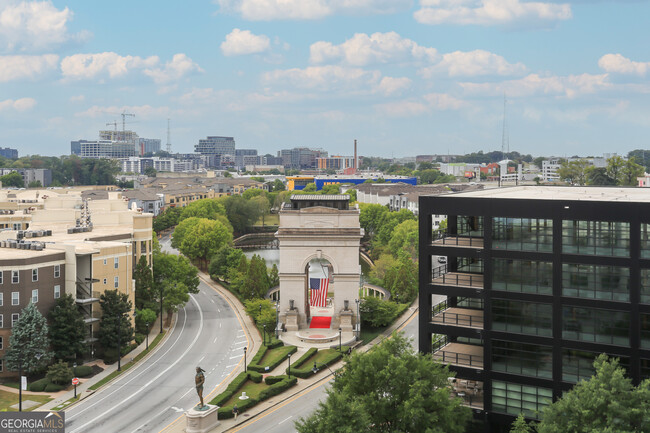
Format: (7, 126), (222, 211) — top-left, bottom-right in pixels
(73, 363), (77, 399)
(338, 327), (342, 352)
(244, 347), (247, 373)
(262, 324), (266, 346)
(275, 302), (280, 338)
(287, 353), (292, 377)
(159, 284), (164, 334)
(145, 322), (149, 350)
(117, 313), (123, 371)
(355, 299), (360, 341)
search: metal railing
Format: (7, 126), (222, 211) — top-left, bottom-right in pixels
(433, 349), (484, 369)
(433, 232), (484, 248)
(432, 268), (484, 288)
(432, 310), (483, 328)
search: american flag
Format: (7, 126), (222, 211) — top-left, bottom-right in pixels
(309, 278), (328, 307)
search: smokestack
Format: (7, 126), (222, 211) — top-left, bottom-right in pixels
(354, 139), (357, 171)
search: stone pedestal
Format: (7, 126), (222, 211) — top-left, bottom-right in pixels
(284, 309), (299, 331)
(339, 310), (354, 332)
(186, 404), (220, 433)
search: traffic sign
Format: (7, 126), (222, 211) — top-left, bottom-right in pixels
(72, 377), (80, 385)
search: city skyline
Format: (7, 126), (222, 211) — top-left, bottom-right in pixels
(0, 0), (648, 158)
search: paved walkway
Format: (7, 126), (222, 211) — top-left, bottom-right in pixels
(160, 287), (420, 433)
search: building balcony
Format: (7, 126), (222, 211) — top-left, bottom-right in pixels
(449, 378), (484, 410)
(433, 342), (484, 370)
(432, 235), (483, 249)
(432, 269), (484, 290)
(432, 307), (483, 329)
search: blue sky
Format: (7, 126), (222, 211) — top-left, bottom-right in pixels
(1, 0), (649, 158)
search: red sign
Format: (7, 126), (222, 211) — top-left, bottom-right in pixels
(72, 377), (80, 385)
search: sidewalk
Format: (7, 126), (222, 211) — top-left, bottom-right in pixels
(160, 285), (420, 433)
(38, 313), (174, 412)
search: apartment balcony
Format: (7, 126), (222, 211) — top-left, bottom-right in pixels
(433, 342), (484, 370)
(449, 378), (484, 410)
(432, 267), (484, 290)
(432, 307), (483, 329)
(432, 234), (484, 249)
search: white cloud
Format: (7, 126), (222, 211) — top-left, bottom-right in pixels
(0, 1), (88, 51)
(598, 53), (650, 76)
(262, 65), (381, 91)
(310, 32), (437, 66)
(143, 53), (203, 84)
(221, 29), (271, 56)
(459, 73), (610, 98)
(215, 0), (411, 21)
(69, 94), (84, 103)
(375, 92), (465, 117)
(0, 97), (36, 111)
(75, 104), (170, 119)
(0, 54), (58, 82)
(419, 49), (526, 77)
(414, 0), (572, 26)
(60, 52), (159, 80)
(376, 76), (412, 95)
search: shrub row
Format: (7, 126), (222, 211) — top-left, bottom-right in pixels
(248, 345), (297, 373)
(288, 349), (343, 379)
(290, 348), (317, 369)
(28, 378), (66, 392)
(74, 365), (94, 378)
(210, 372), (251, 407)
(216, 374), (297, 420)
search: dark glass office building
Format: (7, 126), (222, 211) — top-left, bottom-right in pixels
(418, 186), (650, 429)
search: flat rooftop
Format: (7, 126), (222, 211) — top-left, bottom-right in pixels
(438, 186), (650, 203)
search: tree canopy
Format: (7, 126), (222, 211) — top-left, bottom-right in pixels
(295, 333), (472, 433)
(49, 294), (87, 361)
(98, 290), (134, 354)
(0, 171), (24, 187)
(178, 218), (233, 269)
(3, 303), (53, 374)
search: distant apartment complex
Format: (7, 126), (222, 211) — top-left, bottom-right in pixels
(0, 168), (52, 187)
(72, 128), (161, 159)
(0, 189), (152, 375)
(0, 148), (18, 159)
(419, 186), (650, 428)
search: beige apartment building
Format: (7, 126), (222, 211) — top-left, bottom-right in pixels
(0, 189), (152, 376)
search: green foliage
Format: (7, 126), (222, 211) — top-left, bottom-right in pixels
(359, 203), (389, 240)
(382, 252), (418, 303)
(3, 303), (53, 374)
(557, 159), (590, 185)
(344, 189), (357, 202)
(510, 414), (533, 433)
(28, 378), (50, 392)
(288, 349), (343, 379)
(417, 169), (456, 184)
(537, 354), (650, 432)
(244, 299), (277, 330)
(133, 255), (154, 310)
(295, 333), (471, 433)
(208, 245), (245, 281)
(135, 308), (157, 334)
(171, 217), (201, 249)
(49, 294), (87, 361)
(272, 179), (286, 191)
(180, 199), (227, 221)
(44, 382), (65, 392)
(628, 149), (650, 172)
(211, 371), (253, 406)
(605, 155), (644, 186)
(251, 195), (271, 225)
(231, 254), (270, 300)
(221, 195), (263, 233)
(27, 180), (42, 188)
(153, 250), (200, 313)
(268, 264), (279, 287)
(73, 365), (94, 378)
(359, 296), (408, 327)
(46, 360), (74, 385)
(586, 167), (616, 186)
(248, 345), (297, 373)
(144, 167), (157, 177)
(178, 218), (233, 269)
(387, 219), (418, 259)
(98, 290), (134, 355)
(0, 171), (24, 187)
(152, 206), (182, 232)
(321, 184), (341, 194)
(375, 209), (416, 247)
(302, 183), (317, 192)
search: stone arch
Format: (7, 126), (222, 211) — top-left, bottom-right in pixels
(299, 252), (340, 275)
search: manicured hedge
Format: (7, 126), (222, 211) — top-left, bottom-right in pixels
(210, 371), (250, 407)
(248, 345), (297, 373)
(216, 374), (298, 420)
(74, 365), (93, 378)
(44, 382), (65, 392)
(290, 348), (317, 369)
(287, 349), (343, 379)
(28, 378), (49, 392)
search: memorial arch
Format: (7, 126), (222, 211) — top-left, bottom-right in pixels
(276, 195), (363, 335)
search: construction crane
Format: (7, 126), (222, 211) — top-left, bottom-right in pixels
(121, 111), (135, 136)
(106, 121), (118, 141)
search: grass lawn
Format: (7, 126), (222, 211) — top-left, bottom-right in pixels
(221, 380), (268, 408)
(259, 346), (295, 368)
(310, 349), (340, 365)
(254, 213), (279, 226)
(0, 389), (52, 412)
(360, 325), (388, 345)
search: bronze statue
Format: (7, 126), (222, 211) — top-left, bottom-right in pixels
(195, 366), (206, 408)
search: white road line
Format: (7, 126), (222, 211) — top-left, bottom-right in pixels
(213, 336), (218, 343)
(70, 294), (205, 433)
(230, 354), (243, 359)
(197, 355), (205, 363)
(225, 363), (239, 368)
(210, 299), (215, 304)
(278, 416), (293, 424)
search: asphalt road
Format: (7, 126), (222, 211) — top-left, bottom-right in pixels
(64, 237), (247, 433)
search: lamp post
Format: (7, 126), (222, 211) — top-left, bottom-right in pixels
(355, 298), (360, 341)
(338, 327), (342, 352)
(73, 362), (77, 399)
(244, 347), (247, 373)
(262, 324), (266, 346)
(160, 284), (164, 334)
(145, 322), (149, 350)
(287, 353), (292, 377)
(117, 313), (122, 371)
(275, 302), (280, 338)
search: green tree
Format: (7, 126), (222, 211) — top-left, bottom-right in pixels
(209, 245), (245, 282)
(144, 167), (157, 177)
(586, 167), (616, 186)
(344, 189), (357, 202)
(359, 296), (402, 327)
(242, 188), (266, 200)
(180, 199), (227, 221)
(510, 414), (533, 433)
(295, 333), (471, 433)
(359, 203), (389, 240)
(221, 195), (262, 234)
(557, 159), (590, 185)
(302, 183), (317, 192)
(46, 360), (74, 385)
(153, 251), (200, 313)
(387, 219), (419, 259)
(621, 157), (644, 186)
(171, 217), (201, 249)
(375, 209), (416, 247)
(383, 253), (418, 303)
(49, 294), (87, 361)
(179, 218), (233, 269)
(321, 184), (341, 194)
(369, 253), (397, 284)
(272, 179), (286, 191)
(244, 298), (277, 330)
(268, 264), (279, 287)
(133, 255), (154, 310)
(153, 206), (182, 232)
(537, 354), (650, 433)
(135, 308), (157, 335)
(27, 180), (42, 188)
(3, 303), (53, 374)
(233, 254), (270, 300)
(251, 195), (271, 226)
(0, 171), (24, 187)
(606, 155), (626, 184)
(98, 290), (134, 355)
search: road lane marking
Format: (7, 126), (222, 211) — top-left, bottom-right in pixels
(230, 354), (243, 359)
(210, 299), (215, 303)
(197, 355), (205, 363)
(278, 415), (292, 424)
(213, 336), (218, 343)
(70, 294), (204, 433)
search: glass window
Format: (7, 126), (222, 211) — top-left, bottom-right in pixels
(641, 359), (650, 380)
(11, 270), (18, 284)
(54, 285), (60, 299)
(0, 359), (3, 372)
(32, 289), (38, 304)
(492, 381), (552, 418)
(0, 293), (2, 306)
(32, 268), (38, 282)
(114, 257), (119, 269)
(54, 265), (60, 278)
(103, 259), (107, 265)
(492, 217), (553, 252)
(493, 259), (552, 295)
(492, 300), (552, 337)
(103, 278), (107, 285)
(0, 336), (3, 349)
(141, 242), (146, 254)
(562, 263), (629, 301)
(562, 220), (629, 257)
(0, 271), (3, 284)
(11, 292), (18, 306)
(492, 341), (552, 379)
(642, 314), (650, 349)
(563, 307), (629, 346)
(11, 313), (19, 327)
(641, 269), (650, 304)
(642, 224), (650, 259)
(458, 215), (483, 237)
(114, 276), (119, 288)
(0, 314), (3, 328)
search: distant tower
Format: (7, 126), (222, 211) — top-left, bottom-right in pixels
(501, 93), (509, 160)
(354, 139), (357, 172)
(166, 119), (172, 154)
